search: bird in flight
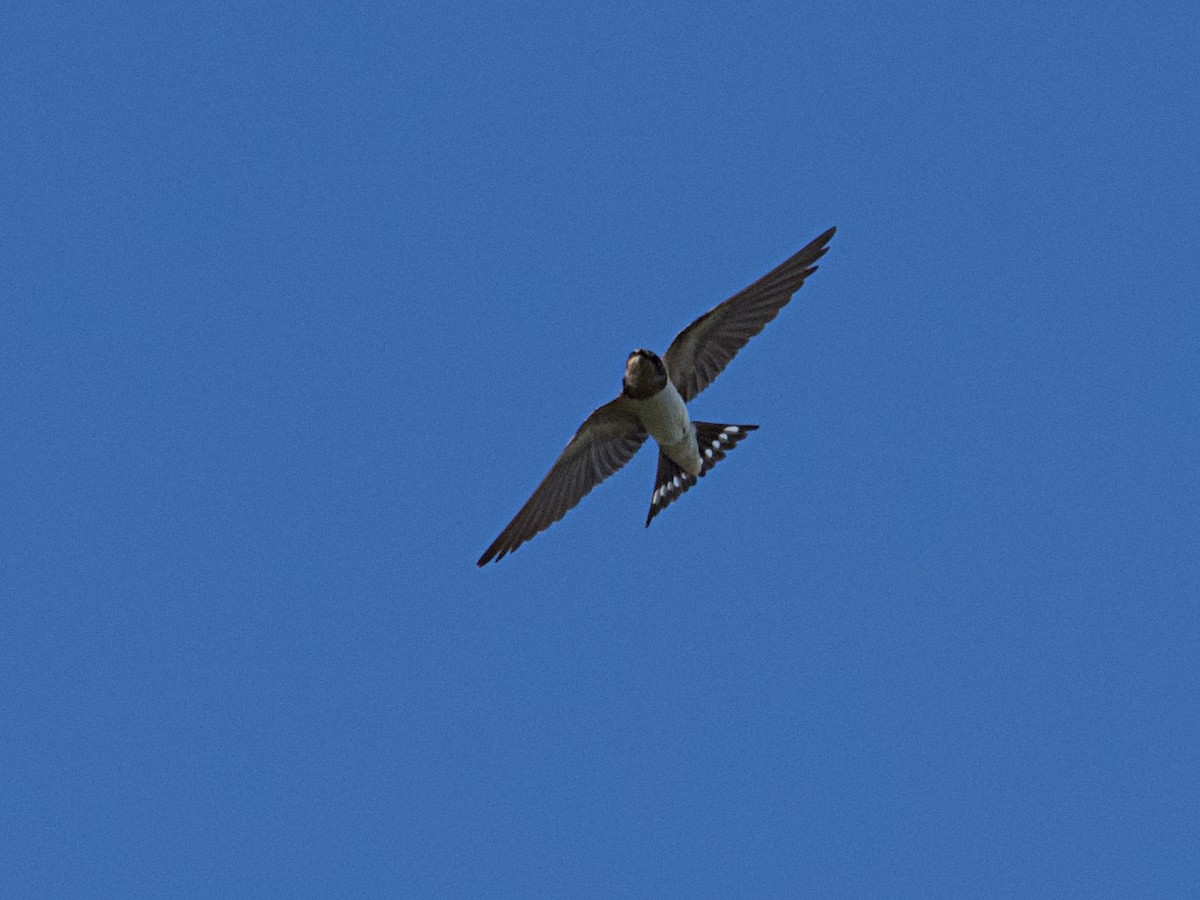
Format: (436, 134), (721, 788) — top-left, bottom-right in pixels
(478, 226), (836, 566)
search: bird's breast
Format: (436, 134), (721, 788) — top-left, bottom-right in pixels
(629, 380), (688, 444)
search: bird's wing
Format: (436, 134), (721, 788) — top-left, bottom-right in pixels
(663, 226), (836, 403)
(477, 398), (647, 566)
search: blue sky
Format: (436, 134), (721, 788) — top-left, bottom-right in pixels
(4, 1), (1198, 896)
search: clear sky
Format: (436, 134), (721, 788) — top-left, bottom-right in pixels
(5, 2), (1198, 897)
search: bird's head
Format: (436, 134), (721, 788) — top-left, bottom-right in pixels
(623, 349), (668, 398)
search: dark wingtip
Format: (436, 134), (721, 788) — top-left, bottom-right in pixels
(798, 226), (837, 266)
(806, 226), (835, 259)
(809, 226), (837, 255)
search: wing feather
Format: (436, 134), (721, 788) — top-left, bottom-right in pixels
(477, 398), (647, 566)
(663, 227), (836, 402)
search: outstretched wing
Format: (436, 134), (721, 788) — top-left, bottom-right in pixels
(663, 226), (836, 403)
(477, 398), (647, 566)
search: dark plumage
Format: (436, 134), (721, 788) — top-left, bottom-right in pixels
(478, 226), (835, 566)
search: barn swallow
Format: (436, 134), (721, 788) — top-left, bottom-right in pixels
(477, 226), (836, 566)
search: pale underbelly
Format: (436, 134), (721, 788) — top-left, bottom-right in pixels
(630, 387), (702, 475)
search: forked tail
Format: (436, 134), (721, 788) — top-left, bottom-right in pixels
(646, 422), (757, 526)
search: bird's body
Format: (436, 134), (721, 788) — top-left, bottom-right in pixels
(477, 226), (836, 566)
(622, 351), (702, 476)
